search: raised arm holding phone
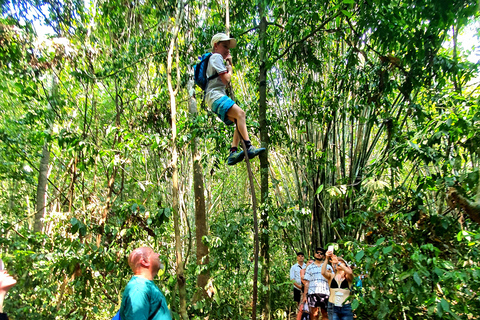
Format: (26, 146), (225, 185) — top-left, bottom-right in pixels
(322, 250), (354, 320)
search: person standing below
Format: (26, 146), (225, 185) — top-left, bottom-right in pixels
(303, 248), (333, 320)
(290, 252), (306, 307)
(120, 247), (171, 320)
(321, 251), (354, 320)
(206, 33), (265, 165)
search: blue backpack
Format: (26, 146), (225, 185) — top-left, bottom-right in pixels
(194, 53), (219, 91)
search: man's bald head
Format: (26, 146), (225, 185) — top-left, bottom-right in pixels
(128, 247), (154, 272)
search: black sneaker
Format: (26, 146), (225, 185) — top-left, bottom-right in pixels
(227, 149), (245, 165)
(246, 146), (266, 159)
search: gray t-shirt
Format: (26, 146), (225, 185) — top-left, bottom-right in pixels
(205, 53), (228, 107)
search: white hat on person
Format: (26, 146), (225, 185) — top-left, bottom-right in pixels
(211, 33), (237, 49)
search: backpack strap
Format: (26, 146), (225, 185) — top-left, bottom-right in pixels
(202, 73), (219, 109)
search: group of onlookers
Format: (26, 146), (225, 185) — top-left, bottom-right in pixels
(290, 248), (355, 320)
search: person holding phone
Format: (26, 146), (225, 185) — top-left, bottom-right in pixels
(321, 250), (354, 320)
(0, 259), (17, 320)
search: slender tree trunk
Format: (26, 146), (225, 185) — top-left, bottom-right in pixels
(452, 24), (460, 93)
(35, 73), (57, 233)
(167, 1), (187, 318)
(257, 2), (270, 318)
(188, 69), (209, 299)
(98, 79), (121, 246)
(34, 143), (50, 233)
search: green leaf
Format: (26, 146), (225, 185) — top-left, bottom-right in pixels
(382, 246), (393, 254)
(399, 271), (412, 280)
(355, 250), (364, 261)
(343, 0), (354, 3)
(440, 298), (450, 313)
(351, 299), (359, 310)
(131, 203), (139, 213)
(413, 272), (422, 286)
(315, 185), (324, 195)
(164, 207), (171, 217)
(341, 10), (352, 17)
(376, 237), (385, 246)
(70, 218), (79, 234)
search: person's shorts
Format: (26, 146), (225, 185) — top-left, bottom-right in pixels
(211, 95), (235, 126)
(293, 288), (302, 302)
(307, 293), (329, 310)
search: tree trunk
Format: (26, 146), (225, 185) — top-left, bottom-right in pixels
(34, 142), (50, 233)
(188, 69), (209, 299)
(167, 1), (187, 318)
(258, 2), (270, 318)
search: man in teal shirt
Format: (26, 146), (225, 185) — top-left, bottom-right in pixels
(120, 247), (171, 320)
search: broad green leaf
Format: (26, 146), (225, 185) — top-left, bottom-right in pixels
(376, 238), (385, 246)
(351, 299), (359, 310)
(315, 185), (324, 195)
(413, 272), (422, 286)
(355, 250), (364, 261)
(440, 298), (450, 312)
(382, 246), (393, 254)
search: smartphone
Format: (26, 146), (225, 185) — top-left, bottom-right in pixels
(0, 258), (4, 271)
(328, 245), (334, 254)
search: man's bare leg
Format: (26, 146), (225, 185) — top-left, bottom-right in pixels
(232, 126), (240, 148)
(320, 307), (328, 320)
(310, 306), (320, 320)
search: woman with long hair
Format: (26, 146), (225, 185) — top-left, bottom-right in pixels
(321, 251), (354, 320)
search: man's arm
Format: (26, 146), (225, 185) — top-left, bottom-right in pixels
(321, 253), (333, 281)
(302, 280), (309, 302)
(302, 268), (311, 302)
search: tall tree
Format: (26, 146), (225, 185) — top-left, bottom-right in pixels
(188, 68), (209, 299)
(167, 0), (187, 318)
(257, 0), (271, 317)
(34, 143), (50, 232)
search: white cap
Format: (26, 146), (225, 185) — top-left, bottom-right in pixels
(211, 33), (237, 49)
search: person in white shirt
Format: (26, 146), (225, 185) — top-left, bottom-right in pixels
(303, 248), (333, 320)
(206, 33), (265, 165)
(289, 252), (306, 305)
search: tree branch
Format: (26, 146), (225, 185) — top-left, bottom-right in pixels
(271, 11), (343, 65)
(266, 22), (284, 30)
(236, 25), (259, 38)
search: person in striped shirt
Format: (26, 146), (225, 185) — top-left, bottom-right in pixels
(303, 248), (333, 320)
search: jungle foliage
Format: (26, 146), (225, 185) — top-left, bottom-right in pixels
(0, 0), (479, 319)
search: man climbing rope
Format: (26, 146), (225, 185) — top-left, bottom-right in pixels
(205, 33), (265, 165)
